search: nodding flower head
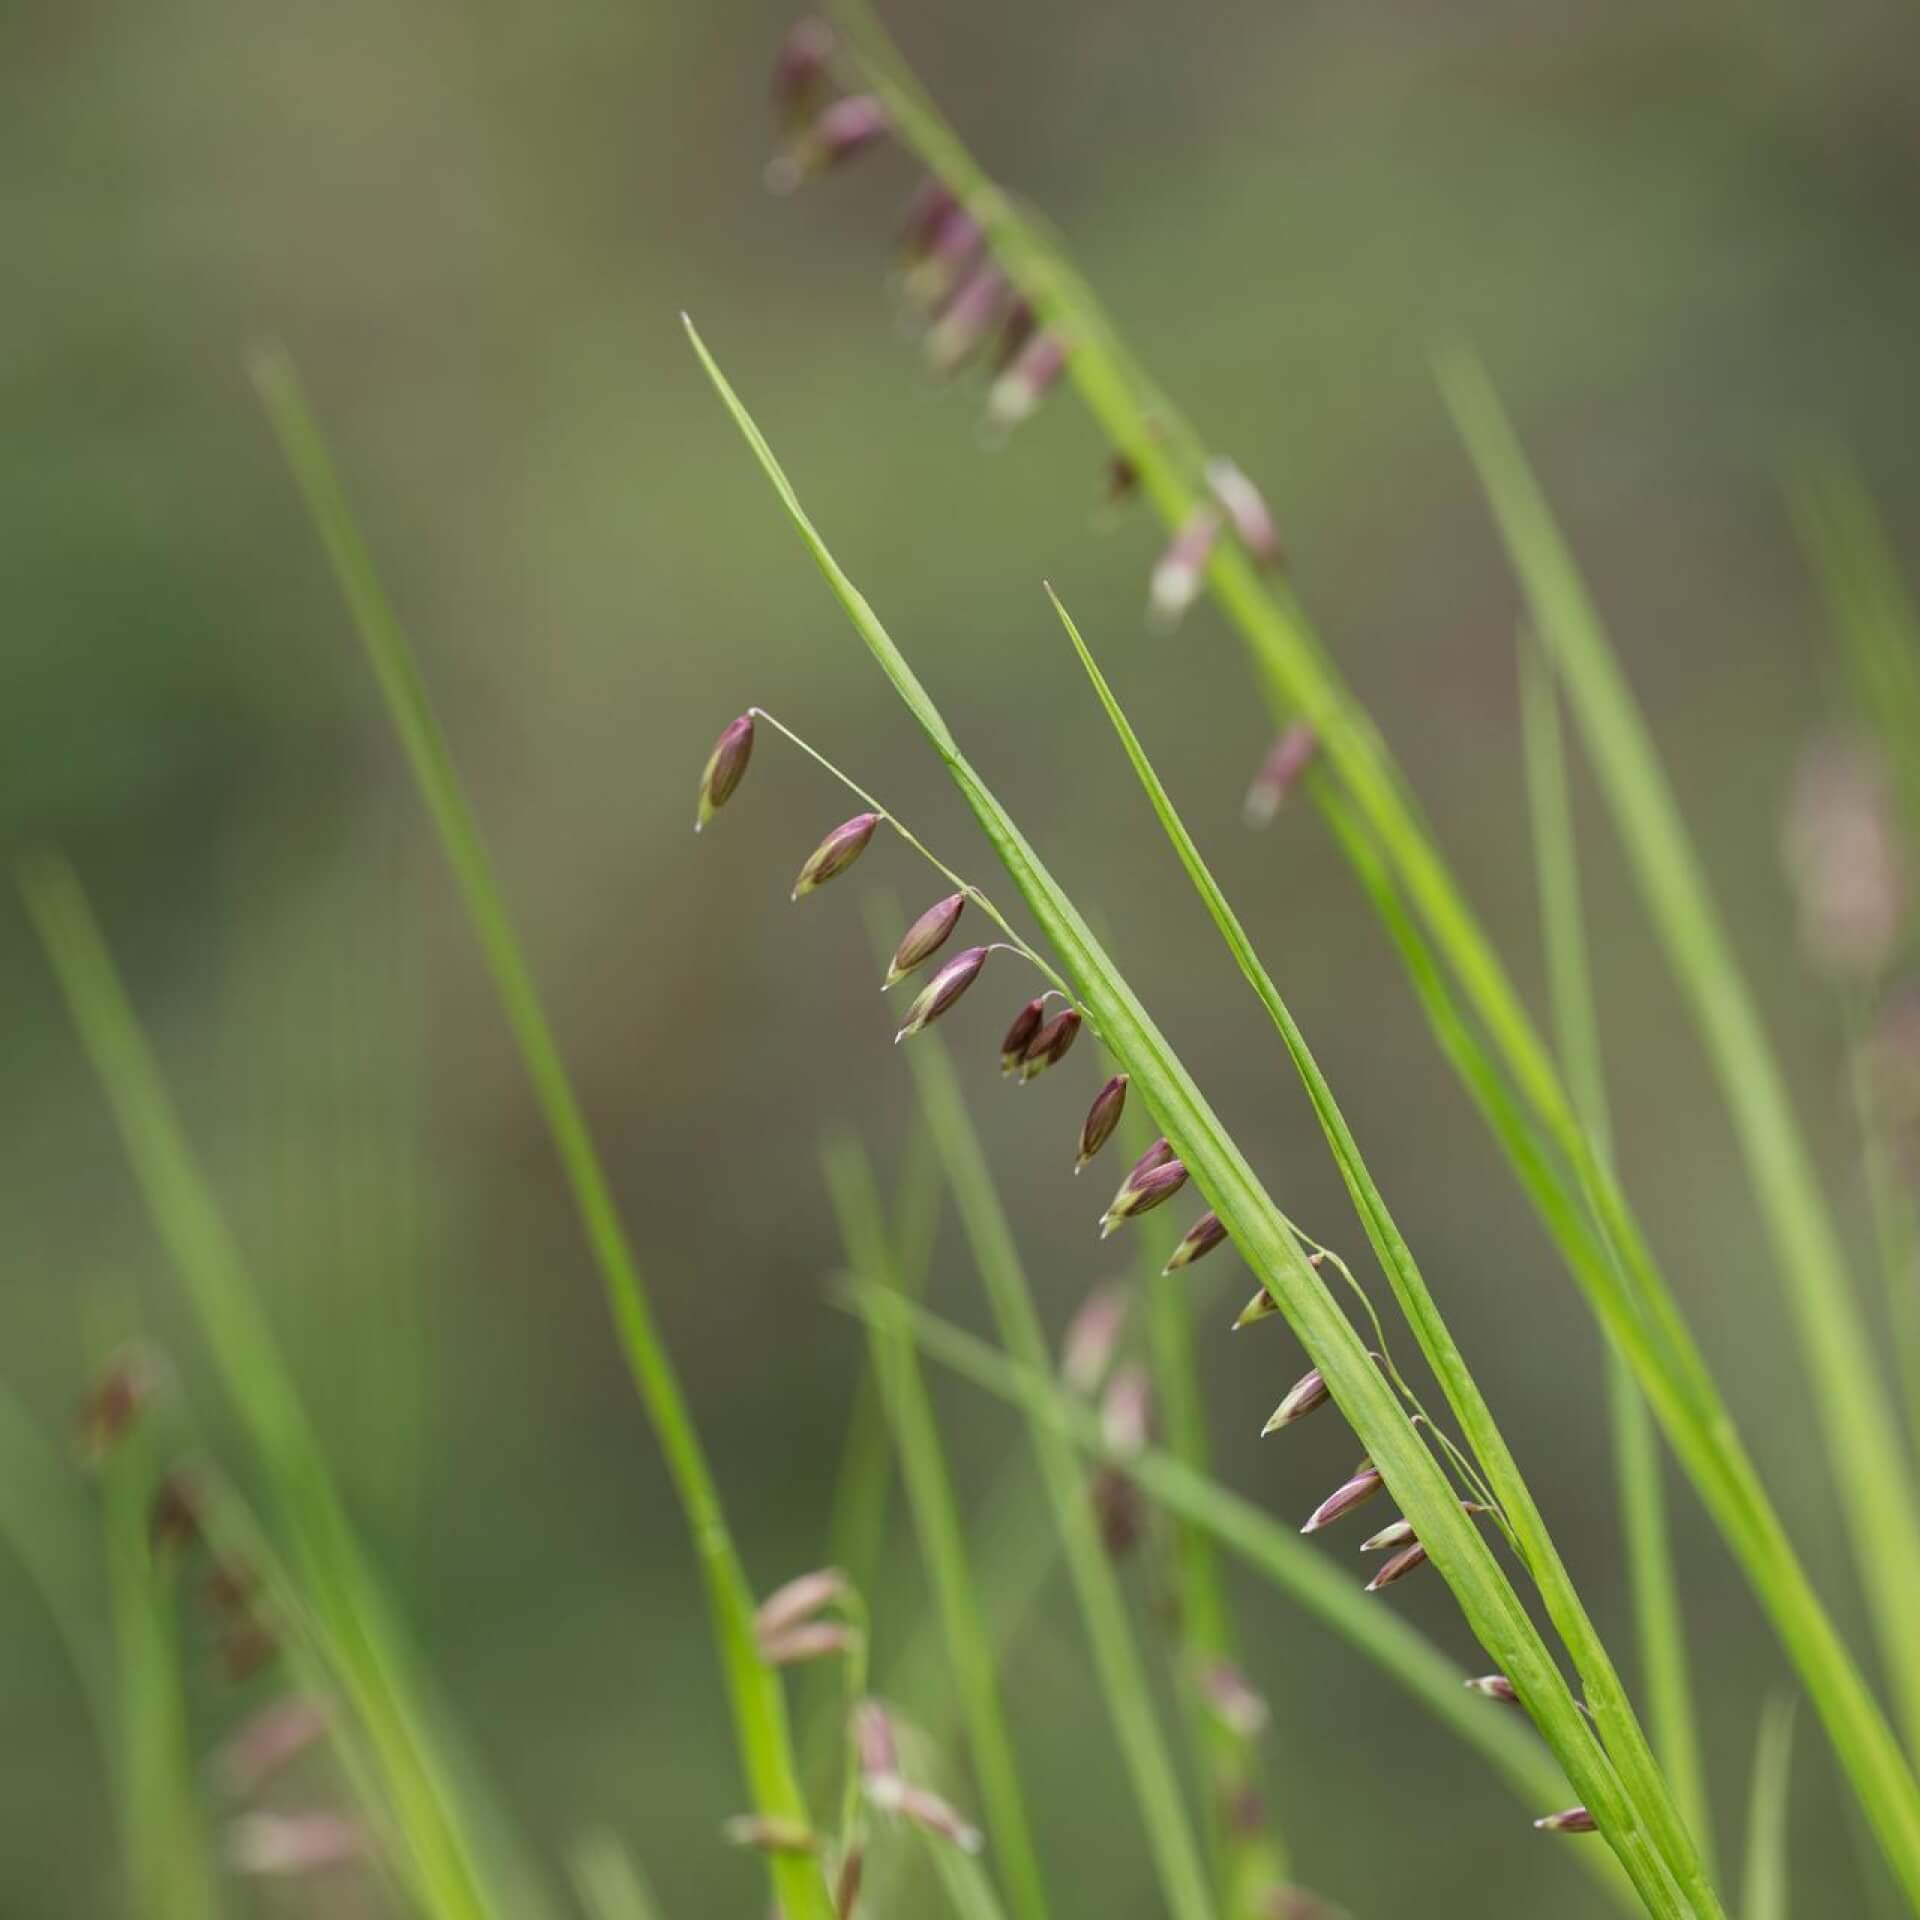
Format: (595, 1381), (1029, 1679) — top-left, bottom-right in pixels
(897, 945), (991, 1041)
(1075, 1074), (1129, 1171)
(1364, 1539), (1431, 1593)
(987, 330), (1068, 430)
(1163, 1209), (1228, 1272)
(770, 17), (834, 132)
(866, 1777), (984, 1855)
(696, 712), (755, 830)
(999, 997), (1047, 1074)
(792, 811), (879, 899)
(1206, 456), (1283, 566)
(1017, 1006), (1082, 1081)
(770, 93), (891, 192)
(885, 892), (966, 987)
(1148, 505), (1221, 629)
(1300, 1463), (1384, 1534)
(1060, 1283), (1128, 1397)
(903, 206), (983, 311)
(1243, 722), (1319, 827)
(925, 265), (1010, 376)
(1099, 1155), (1188, 1237)
(1261, 1366), (1329, 1435)
(1533, 1806), (1598, 1835)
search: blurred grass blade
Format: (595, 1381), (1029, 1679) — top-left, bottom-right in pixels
(1127, 1104), (1290, 1913)
(100, 1422), (216, 1920)
(1046, 586), (1717, 1911)
(1520, 638), (1715, 1879)
(22, 854), (514, 1920)
(824, 1132), (1053, 1920)
(899, 1029), (1218, 1920)
(248, 351), (835, 1920)
(688, 316), (1702, 1919)
(567, 1831), (666, 1920)
(816, 35), (1920, 1902)
(1740, 1698), (1796, 1920)
(927, 1842), (1014, 1920)
(1445, 353), (1920, 1769)
(845, 1279), (1636, 1911)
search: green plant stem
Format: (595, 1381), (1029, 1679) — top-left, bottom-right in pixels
(689, 321), (1699, 1917)
(1520, 638), (1715, 1880)
(824, 1132), (1053, 1920)
(1447, 358), (1920, 1766)
(846, 1282), (1638, 1912)
(1738, 1698), (1795, 1920)
(1050, 589), (1718, 1915)
(1130, 1117), (1290, 1915)
(807, 34), (1920, 1902)
(248, 352), (834, 1920)
(899, 1029), (1219, 1920)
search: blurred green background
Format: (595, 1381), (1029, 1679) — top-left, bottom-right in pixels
(6, 0), (1920, 1912)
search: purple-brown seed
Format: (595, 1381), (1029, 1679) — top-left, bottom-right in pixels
(897, 945), (990, 1041)
(1465, 1674), (1520, 1705)
(755, 1566), (850, 1641)
(852, 1699), (898, 1779)
(925, 265), (1009, 376)
(1060, 1283), (1129, 1396)
(885, 892), (966, 987)
(792, 811), (879, 899)
(899, 179), (959, 263)
(1018, 1006), (1082, 1081)
(1206, 456), (1283, 566)
(1100, 1364), (1152, 1456)
(1148, 505), (1221, 628)
(1364, 1540), (1431, 1592)
(1075, 1074), (1129, 1171)
(696, 711), (756, 831)
(987, 329), (1068, 429)
(1534, 1807), (1598, 1834)
(1300, 1465), (1384, 1534)
(771, 17), (834, 131)
(1100, 1156), (1189, 1237)
(904, 206), (983, 311)
(1193, 1657), (1270, 1738)
(761, 1620), (859, 1666)
(810, 93), (891, 169)
(1163, 1209), (1228, 1273)
(999, 997), (1047, 1074)
(990, 297), (1036, 374)
(1261, 1366), (1329, 1435)
(1243, 723), (1319, 828)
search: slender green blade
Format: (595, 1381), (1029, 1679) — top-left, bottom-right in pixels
(1446, 354), (1920, 1772)
(846, 1281), (1638, 1909)
(1740, 1699), (1796, 1920)
(1520, 637), (1715, 1880)
(688, 318), (1700, 1918)
(824, 1133), (1052, 1920)
(248, 352), (835, 1920)
(814, 39), (1920, 1904)
(567, 1831), (667, 1920)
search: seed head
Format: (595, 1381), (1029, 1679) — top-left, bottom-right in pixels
(1300, 1464), (1384, 1534)
(1163, 1209), (1228, 1272)
(755, 1566), (850, 1642)
(1018, 1006), (1082, 1081)
(1075, 1074), (1129, 1171)
(1060, 1283), (1129, 1397)
(897, 945), (991, 1042)
(1148, 506), (1221, 629)
(212, 1697), (331, 1799)
(1465, 1674), (1520, 1705)
(899, 179), (959, 263)
(792, 811), (880, 899)
(1243, 723), (1319, 827)
(1193, 1658), (1270, 1739)
(866, 1777), (983, 1854)
(885, 892), (966, 987)
(1261, 1367), (1329, 1435)
(1100, 1364), (1152, 1456)
(925, 265), (1009, 376)
(808, 94), (891, 169)
(903, 206), (983, 311)
(770, 17), (834, 132)
(149, 1471), (204, 1556)
(852, 1699), (898, 1779)
(761, 1620), (859, 1666)
(987, 330), (1068, 430)
(75, 1343), (167, 1464)
(723, 1813), (821, 1854)
(1206, 456), (1283, 565)
(1534, 1806), (1598, 1835)
(1364, 1540), (1430, 1592)
(226, 1812), (364, 1877)
(1359, 1516), (1416, 1553)
(835, 1846), (864, 1919)
(695, 712), (754, 830)
(999, 997), (1047, 1073)
(220, 1619), (280, 1683)
(1232, 1286), (1281, 1329)
(990, 297), (1037, 374)
(1106, 453), (1141, 508)
(1099, 1155), (1188, 1237)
